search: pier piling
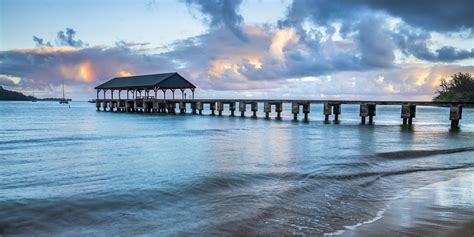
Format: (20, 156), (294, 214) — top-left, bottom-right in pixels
(239, 101), (246, 117)
(210, 102), (216, 116)
(179, 102), (186, 114)
(449, 104), (463, 128)
(229, 102), (236, 116)
(323, 103), (331, 121)
(217, 102), (223, 116)
(264, 102), (270, 119)
(401, 104), (416, 125)
(360, 103), (376, 124)
(333, 104), (341, 121)
(196, 102), (203, 115)
(303, 103), (310, 121)
(275, 102), (282, 119)
(292, 102), (299, 120)
(251, 102), (258, 118)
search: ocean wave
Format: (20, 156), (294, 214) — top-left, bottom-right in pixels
(377, 146), (474, 159)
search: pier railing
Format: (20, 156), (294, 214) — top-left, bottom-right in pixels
(95, 99), (473, 128)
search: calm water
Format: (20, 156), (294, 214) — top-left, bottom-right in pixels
(1, 101), (473, 236)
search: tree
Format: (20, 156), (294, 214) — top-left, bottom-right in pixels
(433, 72), (474, 102)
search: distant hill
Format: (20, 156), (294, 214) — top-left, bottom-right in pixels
(0, 86), (36, 101)
(0, 86), (72, 101)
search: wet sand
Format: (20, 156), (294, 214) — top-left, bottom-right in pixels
(340, 171), (474, 237)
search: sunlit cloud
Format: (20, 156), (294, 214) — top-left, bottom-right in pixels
(269, 27), (298, 61)
(384, 83), (400, 94)
(117, 70), (134, 77)
(12, 47), (79, 54)
(59, 61), (95, 82)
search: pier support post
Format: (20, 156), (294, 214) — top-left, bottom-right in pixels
(360, 103), (376, 124)
(217, 102), (223, 116)
(292, 102), (299, 120)
(275, 103), (282, 119)
(303, 103), (310, 121)
(154, 101), (160, 113)
(264, 102), (270, 119)
(360, 103), (368, 124)
(323, 103), (331, 121)
(239, 101), (246, 117)
(102, 100), (108, 111)
(449, 104), (463, 128)
(401, 104), (416, 125)
(191, 102), (197, 114)
(368, 104), (376, 124)
(333, 104), (341, 121)
(229, 102), (236, 116)
(179, 102), (186, 114)
(210, 102), (216, 116)
(167, 102), (176, 114)
(96, 101), (101, 111)
(197, 102), (203, 115)
(251, 102), (258, 118)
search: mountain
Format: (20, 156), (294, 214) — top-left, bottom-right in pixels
(0, 86), (36, 101)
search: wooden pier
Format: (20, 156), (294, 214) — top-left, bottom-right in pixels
(94, 72), (471, 128)
(94, 98), (471, 128)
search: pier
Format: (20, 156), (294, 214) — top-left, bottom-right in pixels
(94, 98), (471, 128)
(95, 73), (472, 128)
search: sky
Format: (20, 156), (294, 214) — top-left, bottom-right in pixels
(0, 0), (473, 100)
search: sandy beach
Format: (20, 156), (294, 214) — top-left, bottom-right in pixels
(341, 171), (474, 237)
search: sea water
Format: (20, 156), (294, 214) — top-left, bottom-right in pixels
(1, 101), (473, 236)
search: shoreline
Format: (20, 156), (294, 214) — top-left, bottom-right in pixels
(336, 171), (474, 237)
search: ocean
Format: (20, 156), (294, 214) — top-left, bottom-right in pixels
(1, 101), (473, 236)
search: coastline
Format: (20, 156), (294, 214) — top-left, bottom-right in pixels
(337, 171), (474, 237)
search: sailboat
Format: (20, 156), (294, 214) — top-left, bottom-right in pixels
(59, 81), (68, 104)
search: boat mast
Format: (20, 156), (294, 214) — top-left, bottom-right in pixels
(62, 81), (65, 99)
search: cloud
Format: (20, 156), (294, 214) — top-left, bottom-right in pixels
(33, 36), (52, 48)
(362, 0), (474, 33)
(281, 0), (474, 64)
(183, 0), (248, 41)
(0, 76), (18, 87)
(159, 23), (473, 100)
(393, 25), (474, 62)
(269, 27), (299, 60)
(1, 8), (473, 101)
(0, 43), (176, 93)
(56, 28), (86, 48)
(283, 0), (473, 33)
(33, 28), (87, 48)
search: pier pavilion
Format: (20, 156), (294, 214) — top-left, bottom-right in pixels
(95, 72), (196, 100)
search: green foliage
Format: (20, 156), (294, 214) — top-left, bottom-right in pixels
(433, 72), (474, 102)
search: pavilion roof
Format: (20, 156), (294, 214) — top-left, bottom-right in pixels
(95, 72), (196, 90)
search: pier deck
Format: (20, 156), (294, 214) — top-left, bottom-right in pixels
(95, 98), (472, 128)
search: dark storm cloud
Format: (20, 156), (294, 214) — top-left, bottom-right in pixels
(356, 16), (396, 68)
(282, 0), (474, 63)
(184, 0), (248, 42)
(393, 26), (474, 62)
(363, 0), (474, 33)
(56, 28), (86, 48)
(284, 0), (473, 33)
